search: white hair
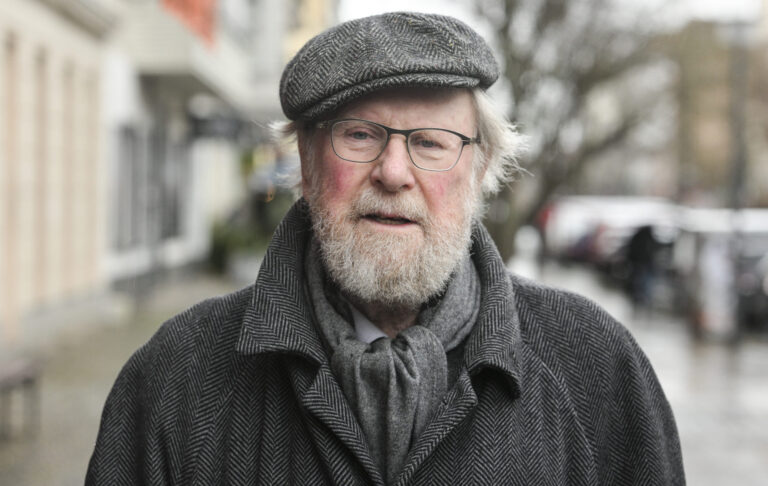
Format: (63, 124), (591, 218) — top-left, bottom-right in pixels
(270, 87), (526, 199)
(470, 89), (527, 196)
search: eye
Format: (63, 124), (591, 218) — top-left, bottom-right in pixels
(411, 132), (445, 150)
(349, 130), (370, 140)
(335, 121), (384, 143)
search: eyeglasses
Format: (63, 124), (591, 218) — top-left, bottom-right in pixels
(316, 118), (480, 172)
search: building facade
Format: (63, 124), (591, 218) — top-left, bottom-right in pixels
(1, 0), (337, 351)
(0, 0), (116, 346)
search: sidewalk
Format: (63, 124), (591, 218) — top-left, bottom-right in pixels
(0, 272), (242, 486)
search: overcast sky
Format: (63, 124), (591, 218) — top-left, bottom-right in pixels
(339, 0), (764, 24)
(338, 0), (475, 24)
(686, 0), (762, 20)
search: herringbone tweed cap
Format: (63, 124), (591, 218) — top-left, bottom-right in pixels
(280, 12), (499, 121)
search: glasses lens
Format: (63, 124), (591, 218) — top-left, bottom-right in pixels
(408, 129), (464, 171)
(331, 120), (387, 163)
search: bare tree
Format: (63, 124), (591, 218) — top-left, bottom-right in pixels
(475, 0), (671, 258)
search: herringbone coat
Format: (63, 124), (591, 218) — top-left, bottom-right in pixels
(87, 200), (685, 485)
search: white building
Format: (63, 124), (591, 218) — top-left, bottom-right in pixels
(0, 0), (118, 347)
(104, 0), (260, 282)
(0, 0), (335, 351)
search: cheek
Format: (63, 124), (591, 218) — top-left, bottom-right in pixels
(329, 163), (360, 193)
(317, 160), (369, 207)
(420, 174), (465, 213)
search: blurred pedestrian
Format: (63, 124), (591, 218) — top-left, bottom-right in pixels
(87, 12), (684, 485)
(626, 224), (661, 310)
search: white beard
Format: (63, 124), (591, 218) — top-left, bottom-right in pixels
(307, 182), (481, 308)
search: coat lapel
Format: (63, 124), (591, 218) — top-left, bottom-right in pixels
(294, 363), (385, 485)
(394, 368), (478, 485)
(395, 222), (524, 485)
(236, 200), (383, 485)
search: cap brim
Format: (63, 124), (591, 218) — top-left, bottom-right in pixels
(296, 73), (482, 121)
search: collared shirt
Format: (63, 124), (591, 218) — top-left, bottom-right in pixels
(350, 305), (389, 343)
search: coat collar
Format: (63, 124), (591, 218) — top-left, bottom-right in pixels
(463, 220), (522, 397)
(236, 199), (522, 396)
(235, 199), (327, 364)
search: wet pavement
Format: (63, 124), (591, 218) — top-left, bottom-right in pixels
(519, 260), (768, 486)
(0, 273), (241, 486)
(1, 262), (767, 485)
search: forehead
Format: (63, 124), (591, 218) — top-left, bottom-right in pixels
(336, 87), (476, 131)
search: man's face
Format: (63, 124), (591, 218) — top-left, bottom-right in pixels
(302, 87), (484, 308)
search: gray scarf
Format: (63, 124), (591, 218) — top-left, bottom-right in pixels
(305, 240), (481, 484)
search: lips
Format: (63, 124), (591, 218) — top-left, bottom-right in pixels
(363, 213), (416, 225)
(352, 189), (425, 228)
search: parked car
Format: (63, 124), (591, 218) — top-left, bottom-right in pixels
(539, 198), (768, 330)
(737, 252), (768, 332)
(674, 208), (768, 337)
(538, 195), (677, 272)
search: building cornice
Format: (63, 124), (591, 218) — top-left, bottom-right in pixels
(37, 0), (118, 38)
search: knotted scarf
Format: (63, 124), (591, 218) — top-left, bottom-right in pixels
(305, 239), (480, 484)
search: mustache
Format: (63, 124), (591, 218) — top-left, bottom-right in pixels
(351, 189), (430, 225)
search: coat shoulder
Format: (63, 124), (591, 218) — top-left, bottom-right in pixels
(115, 284), (255, 402)
(508, 273), (685, 484)
(510, 273), (639, 364)
(87, 285), (258, 484)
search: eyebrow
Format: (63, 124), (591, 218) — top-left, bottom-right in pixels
(335, 114), (472, 133)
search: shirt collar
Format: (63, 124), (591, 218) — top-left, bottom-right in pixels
(350, 305), (389, 343)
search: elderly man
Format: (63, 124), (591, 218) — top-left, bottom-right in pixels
(87, 12), (684, 485)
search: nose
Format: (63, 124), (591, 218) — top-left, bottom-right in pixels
(370, 135), (416, 192)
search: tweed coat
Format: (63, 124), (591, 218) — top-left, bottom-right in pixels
(87, 200), (685, 485)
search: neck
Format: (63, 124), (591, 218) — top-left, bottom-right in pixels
(345, 294), (420, 338)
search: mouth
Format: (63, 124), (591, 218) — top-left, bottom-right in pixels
(362, 212), (417, 226)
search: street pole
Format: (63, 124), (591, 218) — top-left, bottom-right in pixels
(727, 20), (750, 344)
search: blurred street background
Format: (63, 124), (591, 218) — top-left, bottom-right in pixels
(2, 0), (768, 483)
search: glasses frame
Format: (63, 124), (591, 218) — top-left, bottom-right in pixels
(316, 118), (480, 172)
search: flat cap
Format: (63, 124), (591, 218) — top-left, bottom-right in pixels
(279, 12), (499, 121)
